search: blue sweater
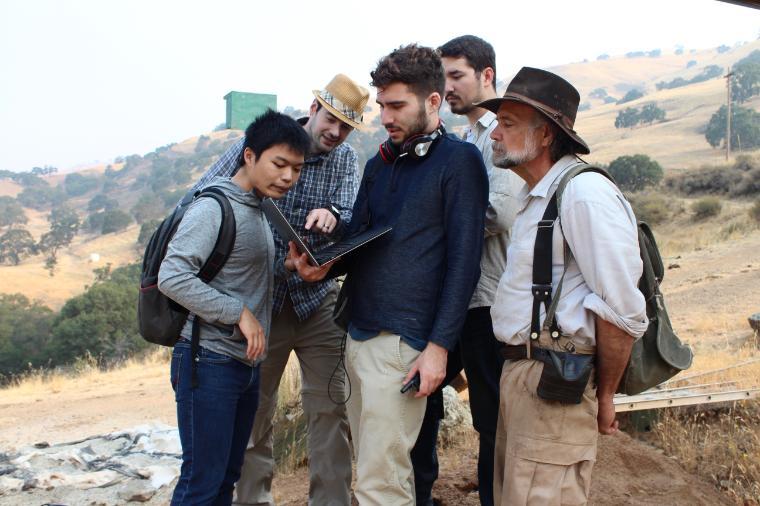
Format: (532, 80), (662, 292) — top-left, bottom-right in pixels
(342, 134), (488, 351)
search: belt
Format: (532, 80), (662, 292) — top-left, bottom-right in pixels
(501, 344), (554, 363)
(501, 342), (596, 363)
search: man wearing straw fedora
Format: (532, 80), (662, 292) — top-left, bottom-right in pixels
(479, 67), (647, 505)
(190, 74), (369, 506)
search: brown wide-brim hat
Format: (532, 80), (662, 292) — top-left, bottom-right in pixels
(312, 74), (370, 131)
(476, 67), (590, 155)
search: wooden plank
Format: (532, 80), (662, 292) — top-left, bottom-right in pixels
(614, 388), (760, 412)
(660, 358), (760, 385)
(619, 381), (738, 398)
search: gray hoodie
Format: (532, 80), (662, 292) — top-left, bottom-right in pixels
(158, 177), (274, 366)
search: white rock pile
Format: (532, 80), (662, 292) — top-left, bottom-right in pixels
(0, 422), (180, 502)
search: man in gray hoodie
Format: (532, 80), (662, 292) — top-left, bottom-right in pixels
(158, 110), (311, 505)
(189, 75), (369, 506)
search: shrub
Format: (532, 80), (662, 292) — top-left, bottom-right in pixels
(750, 200), (760, 223)
(608, 154), (664, 192)
(628, 192), (673, 225)
(664, 166), (738, 195)
(691, 197), (722, 220)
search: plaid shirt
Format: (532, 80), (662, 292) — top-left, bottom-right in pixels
(191, 134), (360, 321)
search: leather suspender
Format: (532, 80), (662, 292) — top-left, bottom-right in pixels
(531, 192), (561, 342)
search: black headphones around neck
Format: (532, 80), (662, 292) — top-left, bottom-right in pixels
(378, 125), (446, 164)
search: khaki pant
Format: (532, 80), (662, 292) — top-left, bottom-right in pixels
(494, 359), (598, 506)
(233, 285), (352, 506)
(346, 333), (427, 506)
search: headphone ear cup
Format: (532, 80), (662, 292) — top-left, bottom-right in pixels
(379, 140), (396, 164)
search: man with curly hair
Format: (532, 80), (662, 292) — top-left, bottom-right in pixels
(288, 44), (489, 505)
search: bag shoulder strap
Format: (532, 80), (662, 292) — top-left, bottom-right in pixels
(187, 185), (236, 389)
(533, 163), (616, 338)
(194, 186), (237, 283)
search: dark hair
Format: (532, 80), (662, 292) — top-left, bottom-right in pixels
(548, 124), (580, 163)
(238, 109), (310, 167)
(370, 44), (445, 100)
(438, 35), (497, 90)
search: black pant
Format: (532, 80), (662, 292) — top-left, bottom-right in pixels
(411, 307), (505, 506)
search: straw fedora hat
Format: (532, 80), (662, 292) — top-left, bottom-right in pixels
(476, 67), (590, 155)
(313, 74), (370, 130)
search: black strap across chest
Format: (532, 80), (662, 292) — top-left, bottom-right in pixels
(530, 163), (613, 342)
(531, 192), (561, 340)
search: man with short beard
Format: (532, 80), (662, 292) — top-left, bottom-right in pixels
(288, 44), (489, 505)
(189, 74), (369, 506)
(480, 67), (647, 505)
(410, 35), (522, 506)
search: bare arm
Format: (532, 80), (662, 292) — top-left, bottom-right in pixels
(595, 315), (635, 435)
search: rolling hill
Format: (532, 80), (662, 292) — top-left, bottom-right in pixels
(1, 39), (759, 308)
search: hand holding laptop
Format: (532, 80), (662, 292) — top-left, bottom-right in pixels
(285, 241), (334, 282)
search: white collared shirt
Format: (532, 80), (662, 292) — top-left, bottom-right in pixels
(491, 155), (648, 346)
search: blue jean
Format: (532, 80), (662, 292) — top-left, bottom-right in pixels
(411, 307), (504, 506)
(170, 340), (261, 506)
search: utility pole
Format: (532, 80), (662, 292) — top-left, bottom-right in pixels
(725, 66), (733, 161)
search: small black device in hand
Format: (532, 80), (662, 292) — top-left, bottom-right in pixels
(400, 372), (421, 394)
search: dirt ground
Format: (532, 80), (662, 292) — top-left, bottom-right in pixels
(0, 355), (731, 506)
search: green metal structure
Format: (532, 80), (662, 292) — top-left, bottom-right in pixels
(224, 91), (277, 130)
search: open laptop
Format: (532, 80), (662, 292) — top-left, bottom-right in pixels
(261, 198), (392, 267)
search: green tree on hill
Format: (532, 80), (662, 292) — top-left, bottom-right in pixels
(618, 89), (645, 105)
(64, 173), (100, 197)
(48, 264), (144, 365)
(0, 196), (28, 229)
(0, 294), (54, 378)
(732, 61), (760, 103)
(87, 194), (119, 212)
(639, 103), (666, 125)
(39, 206), (80, 275)
(615, 107), (640, 129)
(0, 229), (37, 265)
(608, 154), (664, 192)
(705, 105), (760, 151)
(100, 209), (132, 234)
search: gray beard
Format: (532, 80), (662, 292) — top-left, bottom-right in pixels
(492, 133), (540, 168)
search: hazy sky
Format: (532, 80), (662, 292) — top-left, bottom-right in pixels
(1, 0), (758, 172)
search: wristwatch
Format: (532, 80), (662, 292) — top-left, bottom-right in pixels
(328, 204), (341, 223)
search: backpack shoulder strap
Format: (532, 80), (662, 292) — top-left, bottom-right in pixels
(194, 186), (237, 283)
(555, 163), (614, 215)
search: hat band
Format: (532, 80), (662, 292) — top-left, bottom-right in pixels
(502, 92), (576, 132)
(319, 91), (363, 123)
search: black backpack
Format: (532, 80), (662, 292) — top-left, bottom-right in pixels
(138, 187), (236, 355)
(537, 164), (693, 395)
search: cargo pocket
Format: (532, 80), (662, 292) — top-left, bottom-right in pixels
(507, 361), (598, 466)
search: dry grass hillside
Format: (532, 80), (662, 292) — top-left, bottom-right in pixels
(1, 40), (759, 309)
(552, 40), (760, 169)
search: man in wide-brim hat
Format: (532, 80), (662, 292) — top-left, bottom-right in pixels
(188, 73), (369, 506)
(480, 67), (647, 504)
